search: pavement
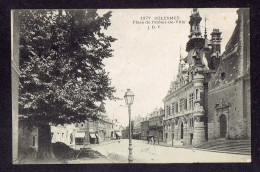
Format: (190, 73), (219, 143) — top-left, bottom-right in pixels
(67, 139), (251, 163)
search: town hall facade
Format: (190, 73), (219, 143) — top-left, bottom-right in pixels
(163, 8), (250, 146)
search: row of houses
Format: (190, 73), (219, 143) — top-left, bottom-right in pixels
(18, 103), (124, 151)
(121, 109), (164, 142)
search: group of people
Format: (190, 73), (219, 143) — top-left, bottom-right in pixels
(147, 136), (156, 145)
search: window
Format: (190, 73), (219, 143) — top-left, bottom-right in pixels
(81, 123), (84, 127)
(189, 93), (194, 110)
(182, 99), (186, 110)
(33, 136), (36, 146)
(216, 45), (220, 52)
(176, 103), (178, 113)
(172, 103), (175, 115)
(180, 99), (184, 112)
(196, 89), (199, 100)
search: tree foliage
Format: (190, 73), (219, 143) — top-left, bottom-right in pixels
(19, 9), (117, 127)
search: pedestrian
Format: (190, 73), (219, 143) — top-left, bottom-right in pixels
(151, 137), (154, 145)
(154, 138), (156, 145)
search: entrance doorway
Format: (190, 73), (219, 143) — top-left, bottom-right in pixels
(220, 114), (227, 138)
(180, 123), (184, 139)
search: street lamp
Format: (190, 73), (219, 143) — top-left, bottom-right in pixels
(124, 89), (134, 163)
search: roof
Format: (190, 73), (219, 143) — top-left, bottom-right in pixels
(209, 51), (239, 90)
(209, 12), (241, 90)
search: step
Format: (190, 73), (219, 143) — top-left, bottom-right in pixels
(200, 143), (251, 150)
(195, 141), (251, 149)
(208, 148), (251, 152)
(195, 148), (251, 155)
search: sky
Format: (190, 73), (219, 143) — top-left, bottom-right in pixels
(97, 8), (238, 126)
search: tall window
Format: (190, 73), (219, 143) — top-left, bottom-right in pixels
(165, 106), (168, 117)
(180, 99), (184, 112)
(33, 136), (36, 146)
(190, 118), (194, 128)
(176, 103), (178, 113)
(172, 103), (175, 115)
(184, 98), (187, 110)
(189, 93), (194, 110)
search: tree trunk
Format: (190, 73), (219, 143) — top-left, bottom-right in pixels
(36, 124), (55, 160)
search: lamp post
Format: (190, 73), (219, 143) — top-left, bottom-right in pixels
(124, 89), (134, 163)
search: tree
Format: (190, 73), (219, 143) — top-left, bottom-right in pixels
(19, 9), (116, 160)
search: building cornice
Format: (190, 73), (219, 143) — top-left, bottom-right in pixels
(163, 81), (194, 102)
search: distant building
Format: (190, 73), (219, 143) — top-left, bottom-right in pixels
(112, 119), (122, 139)
(141, 117), (149, 140)
(133, 121), (141, 139)
(122, 121), (134, 139)
(148, 108), (164, 142)
(122, 127), (129, 139)
(51, 124), (77, 148)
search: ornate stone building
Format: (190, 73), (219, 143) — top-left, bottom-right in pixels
(163, 8), (224, 146)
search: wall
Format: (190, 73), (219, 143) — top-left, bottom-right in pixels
(208, 80), (246, 139)
(207, 8), (250, 140)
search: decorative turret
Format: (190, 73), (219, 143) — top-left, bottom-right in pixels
(209, 28), (222, 70)
(186, 8), (204, 52)
(188, 8), (202, 39)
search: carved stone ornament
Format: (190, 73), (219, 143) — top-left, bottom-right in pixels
(214, 99), (229, 110)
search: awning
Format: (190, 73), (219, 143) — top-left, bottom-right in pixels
(75, 132), (85, 138)
(90, 134), (96, 139)
(115, 132), (121, 137)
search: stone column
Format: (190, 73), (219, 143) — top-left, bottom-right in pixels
(174, 125), (178, 141)
(183, 123), (188, 145)
(193, 115), (206, 145)
(192, 71), (206, 145)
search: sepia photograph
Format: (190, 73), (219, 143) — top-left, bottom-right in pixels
(11, 8), (251, 164)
